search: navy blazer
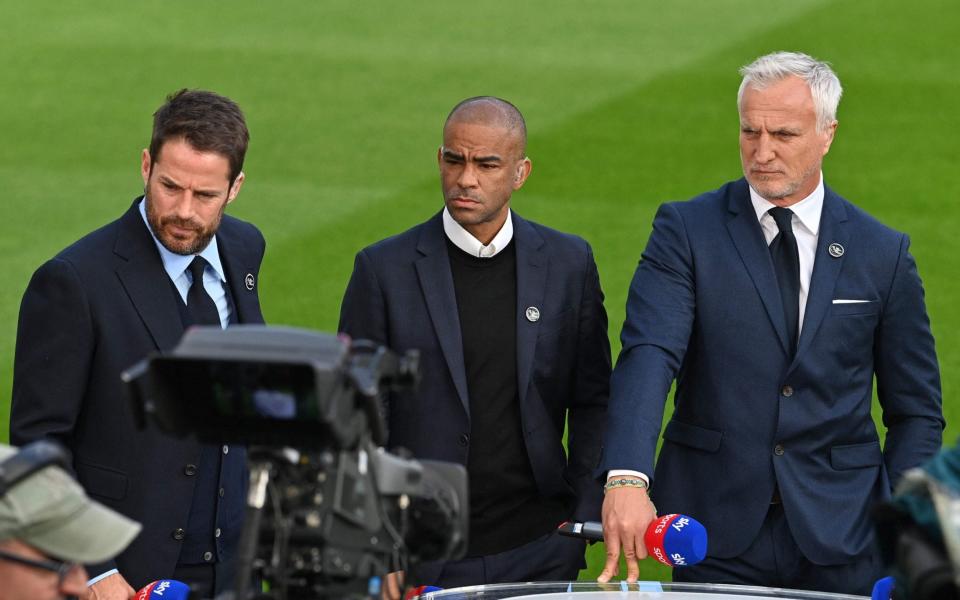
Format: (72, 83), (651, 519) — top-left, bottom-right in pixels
(600, 179), (943, 564)
(11, 200), (265, 588)
(339, 211), (610, 527)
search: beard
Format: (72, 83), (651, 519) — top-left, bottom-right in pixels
(144, 190), (223, 255)
(749, 176), (801, 201)
(746, 161), (820, 203)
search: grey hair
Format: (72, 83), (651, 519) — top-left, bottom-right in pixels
(738, 51), (843, 132)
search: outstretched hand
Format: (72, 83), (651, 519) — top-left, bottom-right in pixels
(597, 484), (657, 583)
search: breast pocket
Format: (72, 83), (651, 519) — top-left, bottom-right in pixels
(533, 308), (577, 391)
(831, 301), (880, 317)
(536, 307), (576, 340)
(828, 301), (881, 361)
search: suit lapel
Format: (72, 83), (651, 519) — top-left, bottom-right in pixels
(113, 199), (186, 352)
(217, 219), (265, 325)
(513, 214), (547, 408)
(725, 181), (791, 355)
(415, 214), (470, 415)
(792, 187), (848, 366)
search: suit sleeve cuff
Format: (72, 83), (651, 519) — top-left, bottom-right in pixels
(87, 568), (119, 587)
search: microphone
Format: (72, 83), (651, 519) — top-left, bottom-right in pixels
(871, 576), (895, 600)
(135, 580), (192, 600)
(558, 513), (707, 567)
(404, 585), (443, 599)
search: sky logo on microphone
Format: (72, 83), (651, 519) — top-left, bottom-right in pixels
(135, 579), (191, 599)
(644, 513), (708, 567)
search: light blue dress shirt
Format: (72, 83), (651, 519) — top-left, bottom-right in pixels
(138, 199), (231, 328)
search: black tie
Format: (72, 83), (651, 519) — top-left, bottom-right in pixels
(768, 207), (799, 355)
(187, 256), (221, 327)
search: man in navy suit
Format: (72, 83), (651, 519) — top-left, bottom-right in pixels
(11, 90), (265, 598)
(597, 52), (943, 594)
(339, 97), (610, 594)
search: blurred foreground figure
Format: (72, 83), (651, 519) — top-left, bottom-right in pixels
(874, 440), (960, 599)
(598, 51), (943, 594)
(0, 441), (140, 600)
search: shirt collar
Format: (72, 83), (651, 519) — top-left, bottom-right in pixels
(138, 198), (226, 282)
(442, 207), (514, 258)
(749, 173), (824, 236)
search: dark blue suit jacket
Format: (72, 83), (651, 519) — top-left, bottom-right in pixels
(600, 179), (943, 564)
(339, 211), (610, 532)
(11, 200), (265, 588)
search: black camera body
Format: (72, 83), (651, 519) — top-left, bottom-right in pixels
(123, 326), (468, 599)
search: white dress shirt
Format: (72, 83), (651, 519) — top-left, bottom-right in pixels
(608, 174), (825, 485)
(748, 173), (824, 335)
(442, 207), (513, 257)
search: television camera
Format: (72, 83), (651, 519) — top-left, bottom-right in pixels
(123, 325), (468, 600)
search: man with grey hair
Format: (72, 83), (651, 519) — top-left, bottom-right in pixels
(597, 51), (942, 593)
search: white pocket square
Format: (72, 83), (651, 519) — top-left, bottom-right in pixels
(832, 299), (871, 304)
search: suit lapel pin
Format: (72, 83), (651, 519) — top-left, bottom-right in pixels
(245, 273), (255, 290)
(828, 243), (844, 258)
(525, 306), (540, 322)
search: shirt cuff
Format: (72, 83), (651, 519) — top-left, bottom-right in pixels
(607, 470), (649, 486)
(88, 569), (119, 587)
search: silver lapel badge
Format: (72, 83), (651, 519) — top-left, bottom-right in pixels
(525, 306), (540, 323)
(828, 243), (844, 258)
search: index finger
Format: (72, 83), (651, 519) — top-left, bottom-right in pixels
(597, 528), (622, 583)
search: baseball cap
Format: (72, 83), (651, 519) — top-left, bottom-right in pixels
(0, 443), (141, 564)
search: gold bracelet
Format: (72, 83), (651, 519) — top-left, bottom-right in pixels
(603, 478), (649, 494)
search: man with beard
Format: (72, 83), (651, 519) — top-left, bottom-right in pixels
(11, 89), (265, 599)
(340, 97), (609, 595)
(597, 52), (943, 594)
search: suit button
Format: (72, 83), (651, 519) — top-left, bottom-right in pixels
(172, 528), (185, 541)
(219, 487), (225, 497)
(203, 551), (213, 562)
(781, 385), (794, 397)
(222, 445), (229, 454)
(215, 528), (222, 538)
(774, 444), (785, 456)
(184, 464), (197, 476)
(458, 433), (469, 446)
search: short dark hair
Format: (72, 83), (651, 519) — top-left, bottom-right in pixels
(445, 96), (527, 157)
(149, 89), (249, 184)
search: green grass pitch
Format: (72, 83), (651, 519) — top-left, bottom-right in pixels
(1, 0), (957, 583)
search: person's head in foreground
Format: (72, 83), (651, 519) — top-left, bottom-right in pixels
(0, 442), (141, 600)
